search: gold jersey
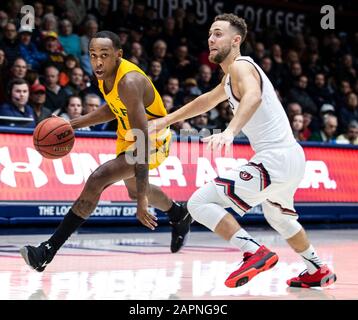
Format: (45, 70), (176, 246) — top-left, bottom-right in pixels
(98, 59), (171, 169)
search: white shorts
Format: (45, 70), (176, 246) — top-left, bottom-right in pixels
(213, 143), (306, 216)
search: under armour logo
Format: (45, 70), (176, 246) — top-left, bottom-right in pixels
(0, 147), (48, 187)
(45, 243), (52, 250)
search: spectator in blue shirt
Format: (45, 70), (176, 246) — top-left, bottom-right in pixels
(0, 78), (36, 128)
(18, 26), (47, 71)
(58, 19), (81, 59)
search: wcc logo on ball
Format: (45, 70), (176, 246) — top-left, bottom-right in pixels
(240, 171), (253, 181)
(56, 130), (72, 140)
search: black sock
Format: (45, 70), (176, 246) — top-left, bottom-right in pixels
(48, 209), (85, 251)
(166, 201), (185, 222)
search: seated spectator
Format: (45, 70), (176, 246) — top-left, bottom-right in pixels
(117, 27), (131, 54)
(25, 69), (41, 87)
(162, 94), (174, 113)
(212, 101), (233, 131)
(0, 22), (20, 65)
(190, 112), (213, 135)
(64, 0), (87, 27)
(41, 31), (65, 71)
(290, 113), (305, 141)
(252, 42), (266, 62)
(178, 78), (202, 106)
(0, 48), (7, 103)
(197, 64), (215, 93)
(151, 40), (170, 77)
(59, 95), (90, 131)
(29, 83), (52, 124)
(43, 65), (69, 113)
(334, 80), (352, 111)
(336, 120), (358, 145)
(310, 103), (337, 133)
(59, 54), (80, 87)
(41, 13), (59, 33)
(63, 67), (85, 96)
(169, 44), (198, 81)
(285, 102), (302, 120)
(302, 110), (314, 141)
(80, 19), (98, 75)
(283, 61), (303, 94)
(18, 26), (47, 71)
(9, 57), (27, 80)
(83, 93), (104, 131)
(129, 41), (148, 72)
(80, 19), (98, 55)
(0, 78), (35, 128)
(0, 11), (9, 35)
(286, 75), (317, 114)
(260, 56), (278, 88)
(87, 0), (112, 30)
(58, 19), (81, 59)
(163, 76), (182, 108)
(336, 53), (357, 85)
(148, 60), (165, 94)
(339, 92), (358, 131)
(308, 73), (335, 108)
(309, 114), (338, 143)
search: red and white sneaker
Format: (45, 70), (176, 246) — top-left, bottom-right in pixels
(287, 265), (337, 288)
(225, 245), (279, 288)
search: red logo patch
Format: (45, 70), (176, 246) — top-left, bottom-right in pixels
(240, 171), (253, 181)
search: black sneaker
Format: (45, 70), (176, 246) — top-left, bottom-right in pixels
(20, 241), (56, 272)
(170, 204), (193, 253)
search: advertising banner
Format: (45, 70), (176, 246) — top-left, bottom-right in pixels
(1, 132), (358, 204)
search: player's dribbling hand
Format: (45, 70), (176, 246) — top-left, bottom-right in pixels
(148, 117), (168, 135)
(136, 197), (158, 230)
(202, 129), (234, 153)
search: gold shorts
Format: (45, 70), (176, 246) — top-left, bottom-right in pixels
(115, 132), (171, 170)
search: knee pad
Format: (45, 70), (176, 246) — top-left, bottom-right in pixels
(262, 201), (302, 239)
(187, 183), (228, 231)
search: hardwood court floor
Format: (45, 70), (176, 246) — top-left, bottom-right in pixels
(0, 226), (357, 300)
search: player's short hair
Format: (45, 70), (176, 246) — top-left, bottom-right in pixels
(91, 30), (122, 50)
(214, 13), (247, 42)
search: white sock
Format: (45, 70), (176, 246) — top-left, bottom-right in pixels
(230, 228), (261, 253)
(299, 245), (324, 274)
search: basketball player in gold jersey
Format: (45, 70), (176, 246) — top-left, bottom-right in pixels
(20, 31), (192, 272)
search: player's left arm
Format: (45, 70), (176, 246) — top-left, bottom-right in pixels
(118, 72), (157, 230)
(226, 61), (262, 135)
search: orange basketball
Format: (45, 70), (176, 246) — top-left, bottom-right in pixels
(33, 117), (75, 159)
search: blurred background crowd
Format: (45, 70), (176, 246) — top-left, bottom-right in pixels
(0, 0), (357, 145)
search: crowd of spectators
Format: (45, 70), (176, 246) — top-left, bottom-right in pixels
(0, 0), (357, 145)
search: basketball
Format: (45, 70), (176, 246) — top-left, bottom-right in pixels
(33, 117), (75, 159)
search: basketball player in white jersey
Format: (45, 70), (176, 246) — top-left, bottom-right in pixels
(150, 13), (336, 288)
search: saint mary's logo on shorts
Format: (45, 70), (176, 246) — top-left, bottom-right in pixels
(240, 171), (253, 181)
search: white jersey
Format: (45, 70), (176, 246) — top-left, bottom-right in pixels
(224, 56), (296, 153)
